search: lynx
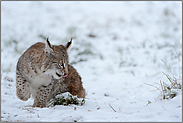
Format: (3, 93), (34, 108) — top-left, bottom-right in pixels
(16, 38), (86, 108)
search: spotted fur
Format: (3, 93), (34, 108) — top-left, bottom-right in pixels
(16, 38), (86, 108)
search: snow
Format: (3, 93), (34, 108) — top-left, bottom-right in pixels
(1, 1), (182, 122)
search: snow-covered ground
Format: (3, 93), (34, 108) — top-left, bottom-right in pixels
(1, 1), (182, 122)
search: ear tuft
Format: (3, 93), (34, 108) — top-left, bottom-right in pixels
(46, 37), (52, 49)
(45, 37), (53, 56)
(65, 38), (72, 51)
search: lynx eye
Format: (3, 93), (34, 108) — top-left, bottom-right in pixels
(58, 63), (64, 68)
(52, 62), (57, 64)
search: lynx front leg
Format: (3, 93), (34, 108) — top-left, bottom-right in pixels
(33, 83), (53, 108)
(16, 69), (31, 101)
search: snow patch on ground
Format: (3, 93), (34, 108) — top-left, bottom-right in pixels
(1, 1), (182, 122)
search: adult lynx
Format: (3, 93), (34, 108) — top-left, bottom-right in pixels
(16, 38), (86, 108)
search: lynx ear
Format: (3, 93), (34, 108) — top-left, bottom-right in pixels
(45, 37), (53, 56)
(65, 38), (72, 51)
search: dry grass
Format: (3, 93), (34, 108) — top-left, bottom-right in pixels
(145, 46), (182, 100)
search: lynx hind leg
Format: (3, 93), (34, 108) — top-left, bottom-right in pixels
(70, 84), (86, 98)
(76, 88), (86, 98)
(33, 83), (53, 108)
(67, 65), (86, 98)
(16, 69), (31, 101)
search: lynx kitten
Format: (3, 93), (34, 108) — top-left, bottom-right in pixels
(16, 38), (86, 108)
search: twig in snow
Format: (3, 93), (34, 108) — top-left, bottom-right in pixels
(109, 104), (116, 112)
(162, 106), (166, 110)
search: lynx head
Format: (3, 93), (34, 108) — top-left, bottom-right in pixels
(41, 38), (72, 79)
